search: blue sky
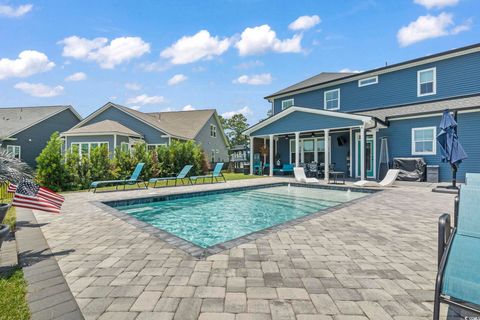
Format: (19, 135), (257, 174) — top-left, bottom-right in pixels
(0, 0), (478, 124)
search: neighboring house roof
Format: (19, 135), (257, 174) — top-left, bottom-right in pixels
(357, 94), (480, 121)
(61, 119), (142, 137)
(267, 72), (356, 98)
(265, 42), (480, 100)
(0, 105), (81, 140)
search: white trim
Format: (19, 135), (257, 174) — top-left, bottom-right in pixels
(267, 46), (480, 100)
(349, 128), (353, 177)
(244, 106), (373, 136)
(249, 136), (254, 175)
(355, 131), (376, 179)
(70, 141), (109, 157)
(281, 99), (294, 110)
(324, 88), (340, 110)
(358, 76), (378, 87)
(6, 145), (21, 159)
(120, 141), (130, 152)
(411, 126), (437, 155)
(269, 134), (274, 176)
(210, 124), (217, 138)
(147, 143), (167, 150)
(289, 136), (331, 165)
(60, 131), (142, 138)
(417, 67), (437, 97)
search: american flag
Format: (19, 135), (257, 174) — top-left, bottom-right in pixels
(11, 179), (64, 213)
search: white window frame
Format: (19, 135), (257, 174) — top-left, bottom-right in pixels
(120, 142), (130, 152)
(210, 124), (217, 138)
(417, 67), (436, 97)
(70, 142), (109, 157)
(281, 98), (294, 110)
(358, 76), (378, 87)
(324, 89), (340, 110)
(147, 143), (167, 151)
(411, 126), (436, 155)
(6, 145), (21, 159)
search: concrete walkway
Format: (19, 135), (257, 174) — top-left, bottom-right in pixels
(29, 177), (469, 319)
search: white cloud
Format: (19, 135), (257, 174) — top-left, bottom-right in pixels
(182, 104), (195, 111)
(125, 82), (141, 91)
(126, 94), (165, 105)
(222, 106), (253, 119)
(161, 30), (230, 64)
(234, 73), (272, 85)
(397, 13), (471, 47)
(0, 4), (32, 17)
(14, 82), (64, 97)
(235, 25), (302, 56)
(0, 50), (54, 80)
(130, 105), (141, 110)
(414, 0), (459, 9)
(65, 72), (86, 82)
(167, 74), (188, 86)
(339, 68), (362, 73)
(235, 60), (264, 69)
(289, 15), (321, 31)
(59, 36), (150, 69)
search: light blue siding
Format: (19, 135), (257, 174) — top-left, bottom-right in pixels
(273, 51), (480, 114)
(84, 106), (169, 145)
(195, 114), (229, 162)
(250, 111), (363, 136)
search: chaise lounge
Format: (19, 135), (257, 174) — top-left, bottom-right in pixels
(294, 167), (319, 184)
(353, 169), (400, 188)
(190, 162), (226, 184)
(149, 165), (193, 188)
(89, 162), (148, 193)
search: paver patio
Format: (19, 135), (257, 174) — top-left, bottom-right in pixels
(26, 177), (473, 319)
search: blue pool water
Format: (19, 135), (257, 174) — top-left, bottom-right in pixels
(116, 186), (366, 248)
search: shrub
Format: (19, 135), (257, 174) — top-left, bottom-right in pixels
(90, 145), (110, 182)
(35, 132), (66, 191)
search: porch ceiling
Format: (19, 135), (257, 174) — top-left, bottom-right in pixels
(245, 106), (373, 137)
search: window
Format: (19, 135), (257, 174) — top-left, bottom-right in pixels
(71, 142), (108, 157)
(210, 124), (217, 138)
(302, 139), (315, 163)
(211, 149), (216, 163)
(281, 99), (294, 110)
(412, 127), (436, 155)
(6, 145), (21, 159)
(324, 89), (340, 110)
(358, 76), (378, 87)
(121, 142), (130, 152)
(418, 68), (436, 96)
(147, 144), (167, 151)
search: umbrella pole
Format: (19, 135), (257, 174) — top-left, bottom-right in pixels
(449, 164), (458, 189)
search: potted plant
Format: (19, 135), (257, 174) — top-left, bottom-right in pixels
(0, 148), (33, 248)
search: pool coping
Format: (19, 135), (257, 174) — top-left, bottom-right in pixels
(93, 183), (381, 259)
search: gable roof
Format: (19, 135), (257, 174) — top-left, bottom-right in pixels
(265, 42), (480, 100)
(0, 105), (81, 140)
(62, 119), (142, 137)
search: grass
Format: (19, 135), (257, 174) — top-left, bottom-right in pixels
(3, 206), (16, 231)
(0, 269), (30, 320)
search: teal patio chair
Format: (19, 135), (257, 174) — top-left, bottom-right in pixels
(434, 185), (480, 319)
(89, 163), (148, 193)
(273, 163), (294, 175)
(149, 165), (193, 188)
(465, 173), (480, 186)
(190, 163), (226, 184)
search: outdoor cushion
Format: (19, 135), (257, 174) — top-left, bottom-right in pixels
(457, 185), (480, 238)
(465, 173), (480, 186)
(442, 234), (480, 305)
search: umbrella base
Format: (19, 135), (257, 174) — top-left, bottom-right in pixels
(432, 186), (459, 194)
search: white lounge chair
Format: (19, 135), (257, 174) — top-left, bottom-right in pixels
(354, 169), (400, 187)
(294, 167), (319, 184)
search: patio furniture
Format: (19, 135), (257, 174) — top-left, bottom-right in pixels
(465, 173), (480, 186)
(294, 167), (319, 184)
(434, 185), (480, 319)
(190, 163), (226, 184)
(149, 165), (193, 188)
(307, 163), (319, 178)
(253, 162), (263, 175)
(353, 169), (400, 187)
(328, 171), (345, 184)
(273, 164), (294, 175)
(89, 163), (148, 193)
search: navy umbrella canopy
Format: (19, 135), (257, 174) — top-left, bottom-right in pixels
(437, 109), (467, 187)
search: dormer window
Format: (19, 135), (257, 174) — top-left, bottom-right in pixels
(418, 68), (436, 97)
(358, 76), (378, 87)
(324, 89), (340, 110)
(281, 99), (294, 110)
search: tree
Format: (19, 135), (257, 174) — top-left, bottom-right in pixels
(36, 132), (67, 191)
(221, 113), (249, 146)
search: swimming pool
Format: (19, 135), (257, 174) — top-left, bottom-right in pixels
(113, 185), (368, 249)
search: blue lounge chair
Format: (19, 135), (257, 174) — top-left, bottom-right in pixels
(434, 185), (480, 319)
(465, 173), (480, 186)
(273, 163), (294, 175)
(89, 163), (147, 193)
(190, 163), (225, 184)
(149, 165), (193, 188)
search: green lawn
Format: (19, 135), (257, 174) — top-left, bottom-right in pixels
(3, 206), (16, 231)
(0, 268), (30, 320)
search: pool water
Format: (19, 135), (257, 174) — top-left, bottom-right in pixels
(116, 186), (367, 248)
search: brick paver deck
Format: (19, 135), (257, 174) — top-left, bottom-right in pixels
(29, 178), (470, 319)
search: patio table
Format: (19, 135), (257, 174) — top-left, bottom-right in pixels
(328, 171), (345, 184)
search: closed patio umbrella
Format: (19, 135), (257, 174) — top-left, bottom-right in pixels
(437, 109), (468, 189)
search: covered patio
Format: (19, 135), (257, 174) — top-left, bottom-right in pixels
(245, 107), (383, 181)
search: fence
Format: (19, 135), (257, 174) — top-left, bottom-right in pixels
(0, 182), (13, 202)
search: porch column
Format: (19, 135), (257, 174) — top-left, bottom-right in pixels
(349, 128), (353, 178)
(249, 136), (254, 175)
(324, 129), (330, 182)
(294, 132), (300, 167)
(360, 126), (366, 180)
(269, 134), (274, 176)
(263, 138), (267, 165)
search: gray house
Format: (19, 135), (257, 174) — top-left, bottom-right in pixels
(61, 102), (229, 163)
(0, 106), (82, 167)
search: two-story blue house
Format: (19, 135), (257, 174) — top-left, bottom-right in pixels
(245, 43), (480, 182)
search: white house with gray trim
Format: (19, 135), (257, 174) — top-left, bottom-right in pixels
(61, 102), (229, 163)
(0, 105), (82, 167)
